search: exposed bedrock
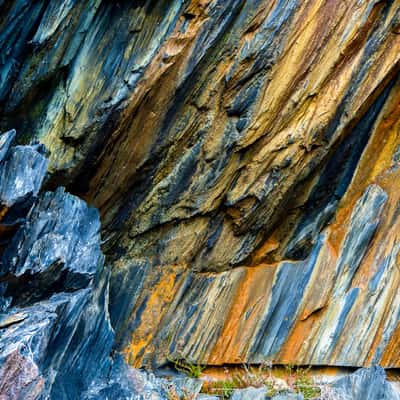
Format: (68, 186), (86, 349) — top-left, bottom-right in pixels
(0, 135), (114, 399)
(0, 0), (400, 382)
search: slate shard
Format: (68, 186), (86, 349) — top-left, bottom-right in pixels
(0, 129), (16, 163)
(0, 284), (114, 400)
(82, 356), (169, 400)
(0, 129), (49, 253)
(0, 133), (48, 209)
(0, 135), (114, 400)
(0, 187), (103, 307)
(331, 366), (400, 400)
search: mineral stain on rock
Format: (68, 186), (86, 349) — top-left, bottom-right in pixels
(0, 0), (400, 398)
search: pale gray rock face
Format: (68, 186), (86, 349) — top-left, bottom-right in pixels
(231, 387), (268, 400)
(330, 366), (400, 400)
(82, 356), (171, 400)
(0, 129), (15, 162)
(0, 130), (48, 208)
(196, 395), (220, 400)
(270, 393), (304, 400)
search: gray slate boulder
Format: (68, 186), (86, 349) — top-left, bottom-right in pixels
(82, 356), (170, 400)
(331, 366), (400, 400)
(0, 187), (103, 307)
(0, 280), (114, 400)
(0, 129), (48, 209)
(271, 393), (304, 400)
(0, 144), (114, 400)
(231, 387), (268, 400)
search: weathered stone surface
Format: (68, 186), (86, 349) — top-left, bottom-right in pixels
(118, 76), (400, 368)
(0, 129), (49, 256)
(271, 394), (304, 400)
(82, 356), (169, 400)
(0, 269), (114, 399)
(0, 187), (103, 307)
(0, 137), (114, 399)
(1, 0), (400, 393)
(231, 387), (268, 400)
(0, 129), (15, 163)
(197, 395), (220, 400)
(0, 289), (112, 399)
(0, 131), (48, 207)
(331, 366), (400, 400)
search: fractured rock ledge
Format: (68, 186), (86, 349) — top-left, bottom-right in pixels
(1, 0), (400, 398)
(0, 134), (114, 399)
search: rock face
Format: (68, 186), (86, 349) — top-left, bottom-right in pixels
(0, 0), (400, 394)
(331, 366), (400, 400)
(0, 136), (114, 399)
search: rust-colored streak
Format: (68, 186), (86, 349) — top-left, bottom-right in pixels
(380, 322), (400, 367)
(123, 265), (186, 367)
(208, 265), (276, 364)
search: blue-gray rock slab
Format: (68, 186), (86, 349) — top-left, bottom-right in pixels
(82, 356), (170, 400)
(231, 387), (268, 400)
(0, 277), (114, 400)
(0, 187), (104, 305)
(169, 376), (203, 398)
(330, 366), (400, 400)
(270, 393), (304, 400)
(0, 291), (90, 399)
(0, 143), (48, 207)
(0, 129), (16, 163)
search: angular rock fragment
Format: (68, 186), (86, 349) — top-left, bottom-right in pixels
(0, 283), (113, 400)
(82, 356), (169, 400)
(270, 394), (304, 400)
(331, 366), (400, 400)
(231, 387), (268, 400)
(0, 130), (49, 252)
(0, 139), (114, 399)
(0, 129), (16, 163)
(0, 187), (104, 306)
(0, 191), (114, 399)
(0, 131), (48, 209)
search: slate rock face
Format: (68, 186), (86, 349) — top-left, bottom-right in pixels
(0, 225), (114, 399)
(1, 187), (103, 307)
(331, 366), (400, 400)
(0, 0), (400, 395)
(0, 129), (49, 255)
(0, 129), (48, 208)
(0, 134), (114, 399)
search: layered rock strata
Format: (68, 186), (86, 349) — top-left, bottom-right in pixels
(0, 0), (399, 383)
(118, 76), (400, 368)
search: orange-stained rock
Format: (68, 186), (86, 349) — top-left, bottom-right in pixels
(1, 0), (400, 370)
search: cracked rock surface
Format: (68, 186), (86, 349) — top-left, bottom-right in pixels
(0, 0), (400, 398)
